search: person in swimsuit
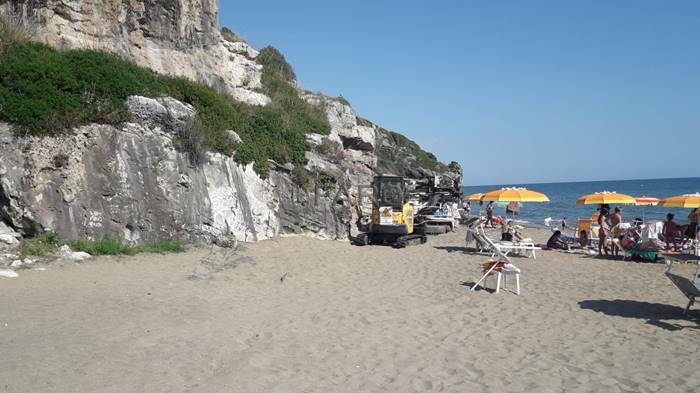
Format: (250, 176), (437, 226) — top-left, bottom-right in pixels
(683, 208), (699, 245)
(610, 207), (622, 227)
(579, 230), (589, 248)
(663, 213), (680, 251)
(547, 230), (569, 250)
(598, 209), (610, 256)
(485, 202), (495, 228)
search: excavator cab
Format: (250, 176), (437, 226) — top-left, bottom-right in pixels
(355, 176), (426, 248)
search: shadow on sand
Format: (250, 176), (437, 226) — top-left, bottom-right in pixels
(579, 299), (700, 331)
(435, 246), (534, 259)
(434, 246), (474, 254)
(460, 281), (496, 293)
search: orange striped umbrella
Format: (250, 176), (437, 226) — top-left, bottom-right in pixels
(464, 193), (485, 202)
(635, 196), (660, 206)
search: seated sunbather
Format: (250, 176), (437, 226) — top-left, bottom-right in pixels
(547, 230), (569, 250)
(621, 226), (642, 250)
(579, 230), (589, 248)
(501, 220), (524, 242)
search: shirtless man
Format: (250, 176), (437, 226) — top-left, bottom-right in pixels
(610, 207), (622, 227)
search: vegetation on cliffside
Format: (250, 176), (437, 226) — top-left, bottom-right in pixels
(0, 26), (329, 175)
(375, 128), (446, 176)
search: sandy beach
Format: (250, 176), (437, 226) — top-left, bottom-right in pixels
(1, 227), (699, 393)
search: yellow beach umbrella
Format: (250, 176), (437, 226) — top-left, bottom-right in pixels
(482, 187), (550, 203)
(464, 193), (485, 202)
(635, 196), (661, 206)
(576, 191), (636, 205)
(658, 193), (700, 209)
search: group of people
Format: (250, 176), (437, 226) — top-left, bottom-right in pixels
(553, 205), (700, 256)
(465, 197), (700, 257)
(662, 208), (700, 251)
(596, 206), (623, 256)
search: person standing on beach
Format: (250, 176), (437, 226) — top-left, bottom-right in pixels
(598, 209), (610, 256)
(663, 213), (680, 251)
(610, 207), (622, 227)
(609, 207), (623, 257)
(485, 202), (495, 227)
(683, 208), (699, 245)
(506, 201), (520, 220)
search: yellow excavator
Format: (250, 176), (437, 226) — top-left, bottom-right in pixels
(354, 176), (427, 248)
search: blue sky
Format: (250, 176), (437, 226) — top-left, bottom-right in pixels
(220, 1), (699, 185)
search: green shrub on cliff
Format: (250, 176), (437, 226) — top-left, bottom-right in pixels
(0, 41), (330, 175)
(388, 131), (442, 171)
(0, 43), (164, 134)
(257, 46), (297, 82)
(221, 27), (247, 44)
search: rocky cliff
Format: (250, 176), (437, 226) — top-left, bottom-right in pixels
(0, 0), (462, 245)
(0, 0), (268, 105)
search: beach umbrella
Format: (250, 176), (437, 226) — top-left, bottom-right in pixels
(463, 193), (486, 215)
(482, 187), (550, 203)
(481, 188), (549, 223)
(576, 191), (636, 206)
(635, 196), (661, 206)
(658, 193), (700, 209)
(464, 193), (485, 202)
(635, 196), (660, 221)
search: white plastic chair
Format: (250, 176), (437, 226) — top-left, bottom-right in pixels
(481, 262), (521, 294)
(471, 242), (521, 295)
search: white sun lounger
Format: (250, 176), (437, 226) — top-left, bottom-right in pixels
(470, 224), (540, 259)
(663, 254), (700, 314)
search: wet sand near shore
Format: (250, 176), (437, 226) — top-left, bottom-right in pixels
(1, 228), (699, 393)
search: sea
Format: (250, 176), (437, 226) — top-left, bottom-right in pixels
(463, 177), (700, 227)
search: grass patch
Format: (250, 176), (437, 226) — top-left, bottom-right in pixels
(18, 232), (186, 258)
(19, 232), (59, 259)
(68, 237), (186, 256)
(0, 41), (331, 175)
(68, 237), (135, 256)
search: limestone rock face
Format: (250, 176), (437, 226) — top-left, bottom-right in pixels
(0, 98), (280, 244)
(0, 0), (270, 105)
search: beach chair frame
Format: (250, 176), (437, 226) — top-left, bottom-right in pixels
(663, 255), (700, 314)
(475, 225), (540, 259)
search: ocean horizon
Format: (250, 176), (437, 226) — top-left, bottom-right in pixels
(463, 177), (700, 225)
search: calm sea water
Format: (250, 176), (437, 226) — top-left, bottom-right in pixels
(463, 177), (700, 226)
